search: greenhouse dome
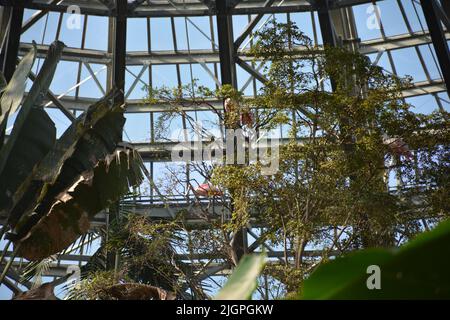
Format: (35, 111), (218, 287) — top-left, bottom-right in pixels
(0, 0), (449, 301)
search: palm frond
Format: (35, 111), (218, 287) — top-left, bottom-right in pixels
(20, 255), (57, 288)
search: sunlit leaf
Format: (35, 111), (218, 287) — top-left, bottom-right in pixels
(0, 43), (36, 128)
(302, 219), (450, 299)
(13, 148), (144, 260)
(214, 253), (266, 300)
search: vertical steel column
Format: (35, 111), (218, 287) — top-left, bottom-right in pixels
(113, 0), (127, 104)
(105, 0), (127, 271)
(216, 0), (237, 87)
(317, 0), (336, 47)
(420, 0), (450, 96)
(0, 1), (24, 81)
(317, 0), (337, 92)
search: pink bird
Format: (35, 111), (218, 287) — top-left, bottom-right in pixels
(193, 183), (223, 197)
(382, 134), (413, 160)
(224, 98), (235, 113)
(240, 111), (254, 126)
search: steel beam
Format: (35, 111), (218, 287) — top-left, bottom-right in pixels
(133, 137), (300, 161)
(433, 0), (450, 31)
(216, 0), (237, 87)
(0, 247), (337, 280)
(359, 31), (450, 54)
(18, 30), (450, 67)
(216, 0), (245, 262)
(1, 277), (22, 296)
(420, 0), (450, 96)
(40, 95), (224, 112)
(317, 0), (337, 47)
(0, 6), (11, 50)
(235, 57), (268, 84)
(21, 0), (60, 34)
(317, 0), (338, 93)
(98, 0), (116, 11)
(0, 0), (385, 18)
(37, 78), (446, 113)
(128, 0), (147, 12)
(113, 0), (127, 104)
(234, 0), (276, 50)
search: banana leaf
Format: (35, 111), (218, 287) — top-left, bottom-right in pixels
(0, 43), (37, 142)
(214, 253), (267, 300)
(8, 104), (126, 236)
(2, 84), (131, 260)
(301, 218), (450, 299)
(0, 42), (63, 214)
(14, 148), (144, 261)
(5, 89), (120, 229)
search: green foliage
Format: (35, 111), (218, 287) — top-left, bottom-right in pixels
(139, 20), (449, 299)
(107, 214), (182, 290)
(241, 20), (448, 249)
(67, 271), (175, 300)
(214, 253), (267, 300)
(213, 219), (450, 300)
(67, 214), (191, 300)
(301, 218), (450, 299)
(67, 270), (119, 300)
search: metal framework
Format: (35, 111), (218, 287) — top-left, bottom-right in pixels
(0, 0), (449, 299)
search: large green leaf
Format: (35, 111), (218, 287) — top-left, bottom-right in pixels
(33, 89), (121, 184)
(6, 100), (124, 232)
(4, 89), (121, 229)
(14, 148), (144, 261)
(302, 218), (450, 299)
(0, 41), (64, 215)
(0, 44), (37, 145)
(214, 253), (266, 300)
